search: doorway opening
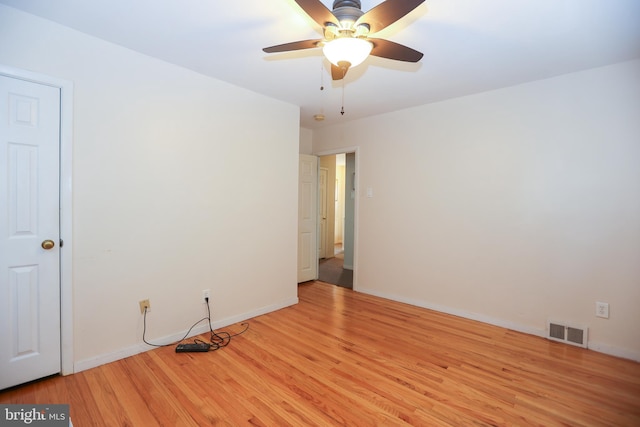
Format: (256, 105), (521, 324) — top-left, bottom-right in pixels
(318, 152), (355, 289)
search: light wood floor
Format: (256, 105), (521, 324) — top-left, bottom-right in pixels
(2, 281), (639, 426)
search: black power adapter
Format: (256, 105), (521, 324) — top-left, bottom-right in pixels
(175, 343), (210, 353)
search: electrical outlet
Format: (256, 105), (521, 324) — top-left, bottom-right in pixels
(202, 289), (210, 302)
(596, 301), (609, 319)
(139, 299), (150, 314)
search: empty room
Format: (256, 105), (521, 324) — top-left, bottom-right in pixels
(1, 0), (639, 425)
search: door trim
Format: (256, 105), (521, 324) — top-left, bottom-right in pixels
(314, 146), (359, 290)
(0, 64), (74, 375)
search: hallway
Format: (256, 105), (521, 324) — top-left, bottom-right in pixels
(318, 244), (352, 288)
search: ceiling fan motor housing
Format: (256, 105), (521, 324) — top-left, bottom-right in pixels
(332, 0), (364, 28)
(333, 0), (361, 9)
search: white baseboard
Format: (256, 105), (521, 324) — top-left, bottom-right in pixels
(587, 341), (640, 362)
(73, 297), (298, 373)
(357, 287), (640, 362)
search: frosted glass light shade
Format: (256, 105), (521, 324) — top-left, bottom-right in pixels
(323, 38), (373, 68)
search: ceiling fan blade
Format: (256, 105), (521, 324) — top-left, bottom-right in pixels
(294, 0), (339, 28)
(369, 38), (423, 62)
(356, 0), (425, 34)
(331, 64), (348, 81)
(263, 39), (322, 53)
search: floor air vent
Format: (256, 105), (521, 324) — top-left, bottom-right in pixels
(547, 320), (588, 348)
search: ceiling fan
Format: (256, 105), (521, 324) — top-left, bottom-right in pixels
(263, 0), (425, 80)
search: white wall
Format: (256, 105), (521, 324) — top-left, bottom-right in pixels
(313, 60), (640, 360)
(299, 127), (313, 154)
(0, 5), (300, 369)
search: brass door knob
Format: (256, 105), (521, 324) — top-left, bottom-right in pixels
(41, 240), (55, 250)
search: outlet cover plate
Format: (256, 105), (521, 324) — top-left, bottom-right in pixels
(596, 301), (609, 318)
(139, 299), (150, 314)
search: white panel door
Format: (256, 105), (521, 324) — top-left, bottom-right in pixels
(298, 155), (318, 282)
(0, 75), (61, 389)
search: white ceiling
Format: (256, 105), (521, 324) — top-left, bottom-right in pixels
(2, 0), (639, 129)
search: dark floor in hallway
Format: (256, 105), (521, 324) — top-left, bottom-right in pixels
(318, 255), (353, 288)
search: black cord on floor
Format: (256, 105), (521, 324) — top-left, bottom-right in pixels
(142, 298), (249, 351)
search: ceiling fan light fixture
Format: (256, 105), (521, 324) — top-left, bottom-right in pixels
(322, 37), (373, 69)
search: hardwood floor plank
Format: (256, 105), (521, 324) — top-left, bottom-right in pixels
(1, 281), (639, 426)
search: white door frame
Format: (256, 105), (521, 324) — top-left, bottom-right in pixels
(0, 64), (74, 375)
(314, 146), (359, 290)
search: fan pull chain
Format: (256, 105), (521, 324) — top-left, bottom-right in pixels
(340, 70), (345, 116)
(313, 59), (327, 122)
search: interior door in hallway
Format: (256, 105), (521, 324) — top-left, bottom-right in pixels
(298, 155), (318, 282)
(0, 75), (61, 389)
